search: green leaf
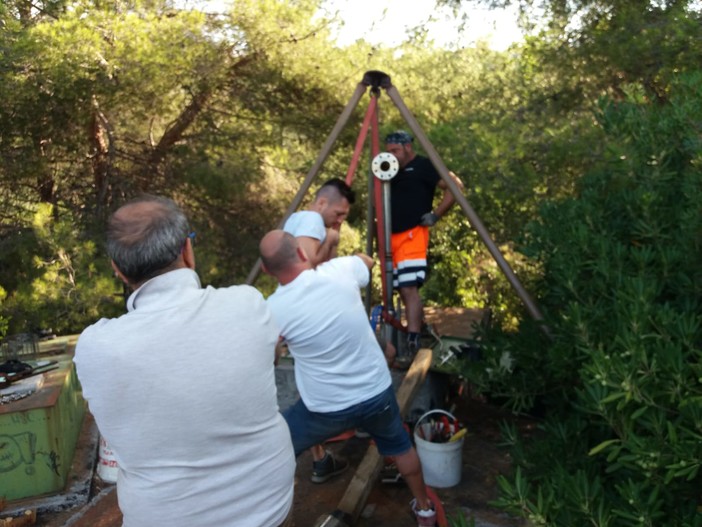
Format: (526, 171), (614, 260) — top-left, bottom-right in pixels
(601, 392), (626, 404)
(630, 406), (648, 420)
(589, 439), (621, 456)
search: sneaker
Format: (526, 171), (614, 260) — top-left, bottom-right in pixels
(410, 498), (437, 527)
(310, 451), (349, 483)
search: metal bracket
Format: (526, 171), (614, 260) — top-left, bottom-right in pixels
(362, 70), (392, 93)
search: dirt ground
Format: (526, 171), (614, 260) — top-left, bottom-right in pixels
(291, 396), (533, 527)
(20, 308), (535, 527)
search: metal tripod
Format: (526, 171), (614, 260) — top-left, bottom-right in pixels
(245, 70), (546, 334)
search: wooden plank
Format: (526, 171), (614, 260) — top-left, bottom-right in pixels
(394, 348), (433, 415)
(62, 487), (122, 527)
(313, 348), (433, 527)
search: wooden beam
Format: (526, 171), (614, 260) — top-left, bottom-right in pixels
(313, 348), (433, 527)
(394, 348), (434, 414)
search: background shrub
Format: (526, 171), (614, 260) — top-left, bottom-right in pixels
(460, 74), (702, 526)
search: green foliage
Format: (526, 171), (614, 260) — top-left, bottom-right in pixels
(424, 213), (536, 328)
(541, 0), (702, 101)
(2, 0), (698, 349)
(448, 510), (476, 527)
(0, 0), (375, 332)
(0, 204), (123, 335)
(471, 73), (702, 525)
(0, 288), (8, 340)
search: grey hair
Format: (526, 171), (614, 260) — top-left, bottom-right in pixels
(107, 195), (190, 284)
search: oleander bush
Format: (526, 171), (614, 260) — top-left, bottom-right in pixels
(460, 73), (702, 526)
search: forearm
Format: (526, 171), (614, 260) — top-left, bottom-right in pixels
(354, 252), (374, 270)
(434, 192), (456, 218)
(315, 238), (337, 264)
(299, 234), (337, 267)
(435, 171), (463, 218)
(315, 228), (340, 264)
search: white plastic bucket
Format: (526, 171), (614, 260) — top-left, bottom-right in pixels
(413, 409), (464, 488)
(97, 435), (118, 483)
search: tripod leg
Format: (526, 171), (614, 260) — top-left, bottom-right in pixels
(385, 84), (549, 335)
(245, 82), (368, 285)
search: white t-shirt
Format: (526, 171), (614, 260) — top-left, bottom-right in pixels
(283, 210), (326, 241)
(74, 269), (295, 527)
(267, 256), (391, 412)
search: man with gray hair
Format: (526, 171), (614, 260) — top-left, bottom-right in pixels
(74, 195), (295, 527)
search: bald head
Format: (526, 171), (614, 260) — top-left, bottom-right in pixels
(107, 195), (190, 284)
(260, 229), (311, 283)
(259, 230), (298, 276)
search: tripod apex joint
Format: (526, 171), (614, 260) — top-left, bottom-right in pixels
(362, 70), (392, 90)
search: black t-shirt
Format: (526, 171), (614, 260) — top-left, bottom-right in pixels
(390, 155), (440, 233)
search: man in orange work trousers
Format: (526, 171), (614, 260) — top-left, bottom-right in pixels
(385, 131), (464, 364)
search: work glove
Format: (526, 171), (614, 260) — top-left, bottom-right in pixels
(419, 212), (439, 227)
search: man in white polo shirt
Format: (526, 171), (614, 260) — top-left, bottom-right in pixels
(75, 196), (295, 527)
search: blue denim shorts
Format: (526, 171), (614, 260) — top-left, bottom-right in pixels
(283, 385), (412, 457)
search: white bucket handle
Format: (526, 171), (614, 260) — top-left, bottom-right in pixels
(414, 409), (457, 436)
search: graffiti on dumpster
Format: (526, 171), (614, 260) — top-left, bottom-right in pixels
(0, 432), (36, 473)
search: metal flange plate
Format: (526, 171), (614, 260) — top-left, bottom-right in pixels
(371, 152), (399, 181)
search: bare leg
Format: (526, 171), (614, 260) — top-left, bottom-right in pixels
(391, 447), (432, 510)
(384, 341), (397, 367)
(310, 444), (325, 462)
(399, 286), (423, 334)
